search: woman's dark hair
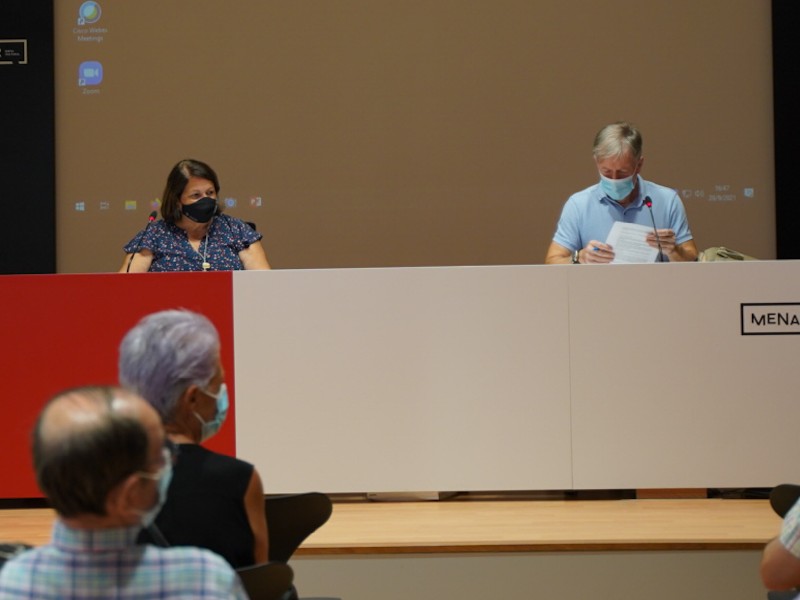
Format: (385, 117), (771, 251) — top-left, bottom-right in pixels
(160, 159), (221, 223)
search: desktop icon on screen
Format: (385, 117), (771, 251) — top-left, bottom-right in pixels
(78, 61), (103, 86)
(77, 1), (102, 25)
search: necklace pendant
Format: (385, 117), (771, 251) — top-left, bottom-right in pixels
(202, 262), (211, 271)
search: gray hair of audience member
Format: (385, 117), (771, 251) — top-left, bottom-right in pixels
(33, 386), (150, 518)
(118, 309), (220, 423)
(592, 121), (643, 162)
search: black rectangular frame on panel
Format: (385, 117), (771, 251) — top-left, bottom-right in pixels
(0, 0), (55, 274)
(773, 1), (799, 260)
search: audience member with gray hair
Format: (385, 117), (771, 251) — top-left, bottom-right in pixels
(119, 309), (268, 568)
(0, 385), (248, 599)
(545, 121), (697, 264)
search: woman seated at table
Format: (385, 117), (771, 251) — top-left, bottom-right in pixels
(120, 159), (270, 272)
(118, 309), (268, 567)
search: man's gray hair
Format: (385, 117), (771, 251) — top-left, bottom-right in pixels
(118, 309), (220, 422)
(592, 121), (643, 162)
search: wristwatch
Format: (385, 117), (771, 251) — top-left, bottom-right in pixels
(572, 249), (580, 264)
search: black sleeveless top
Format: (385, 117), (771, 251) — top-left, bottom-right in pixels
(138, 443), (256, 568)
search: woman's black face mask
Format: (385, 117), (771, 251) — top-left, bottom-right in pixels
(182, 196), (219, 223)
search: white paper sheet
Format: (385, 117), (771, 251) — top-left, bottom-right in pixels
(605, 221), (659, 264)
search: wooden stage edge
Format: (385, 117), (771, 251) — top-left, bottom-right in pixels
(1, 493), (782, 556)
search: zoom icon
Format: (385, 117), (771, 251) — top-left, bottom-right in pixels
(78, 61), (103, 86)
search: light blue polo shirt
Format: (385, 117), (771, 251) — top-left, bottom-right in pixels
(552, 176), (693, 254)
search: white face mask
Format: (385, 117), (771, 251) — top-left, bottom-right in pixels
(599, 172), (636, 201)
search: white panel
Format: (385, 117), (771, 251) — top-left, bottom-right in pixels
(570, 260), (800, 488)
(233, 266), (572, 492)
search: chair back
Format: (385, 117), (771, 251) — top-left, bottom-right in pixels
(771, 484), (800, 518)
(265, 492), (332, 563)
(767, 592), (800, 600)
(236, 562), (294, 600)
(1, 543), (32, 569)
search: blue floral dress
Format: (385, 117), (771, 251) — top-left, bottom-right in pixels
(123, 214), (262, 272)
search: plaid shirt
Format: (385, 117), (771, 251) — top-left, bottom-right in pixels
(0, 520), (248, 599)
(781, 499), (800, 558)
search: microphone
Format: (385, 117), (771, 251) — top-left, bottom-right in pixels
(643, 197), (664, 262)
(125, 211), (158, 272)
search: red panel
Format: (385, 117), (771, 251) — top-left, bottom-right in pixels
(0, 272), (236, 499)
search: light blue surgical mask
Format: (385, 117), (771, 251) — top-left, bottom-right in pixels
(599, 172), (636, 201)
(138, 447), (174, 528)
(193, 383), (229, 443)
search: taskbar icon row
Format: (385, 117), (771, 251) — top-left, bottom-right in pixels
(72, 197), (263, 213)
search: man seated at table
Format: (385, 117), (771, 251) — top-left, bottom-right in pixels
(0, 385), (248, 599)
(545, 121), (698, 264)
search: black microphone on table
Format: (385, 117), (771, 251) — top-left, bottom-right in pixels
(125, 211), (158, 273)
(643, 196), (664, 262)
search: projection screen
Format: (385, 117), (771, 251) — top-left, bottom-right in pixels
(54, 1), (775, 272)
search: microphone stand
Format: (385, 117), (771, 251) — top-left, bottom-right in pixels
(644, 197), (664, 262)
(126, 212), (157, 272)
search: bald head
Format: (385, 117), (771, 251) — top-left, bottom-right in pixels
(38, 386), (155, 439)
(34, 386), (161, 518)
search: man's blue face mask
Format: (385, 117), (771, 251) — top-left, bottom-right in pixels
(599, 172), (636, 201)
